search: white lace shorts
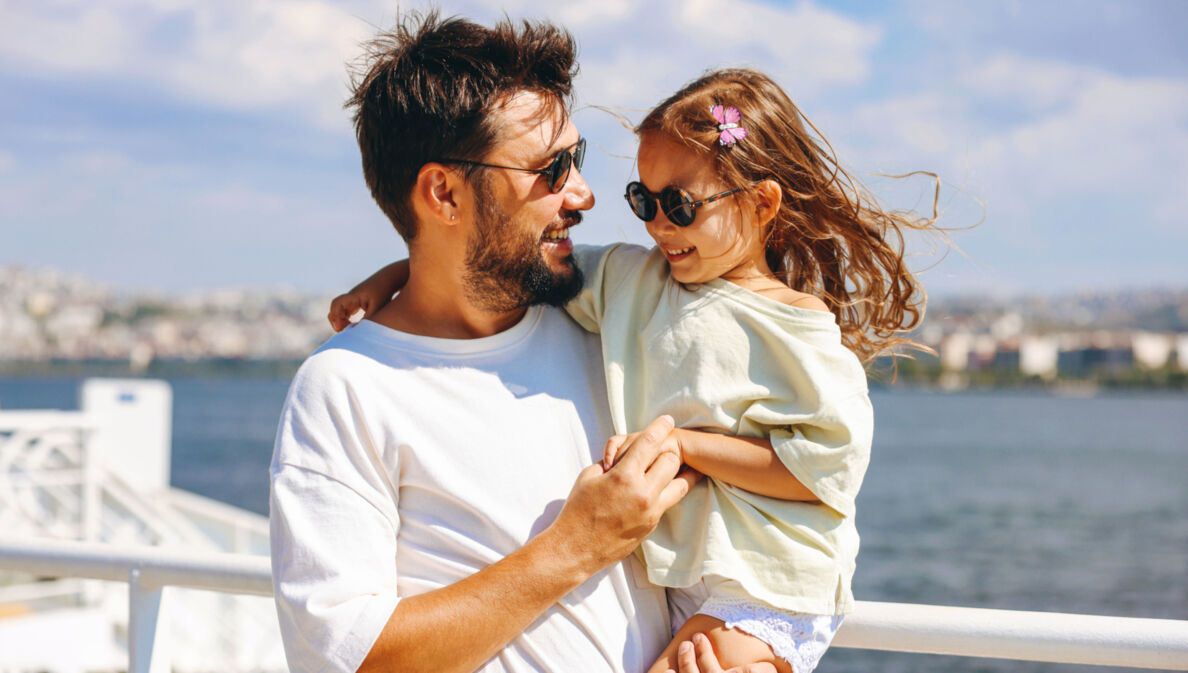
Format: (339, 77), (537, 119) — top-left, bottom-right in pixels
(668, 579), (843, 673)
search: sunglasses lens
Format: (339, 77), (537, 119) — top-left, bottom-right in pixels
(572, 138), (586, 172)
(625, 182), (655, 221)
(547, 139), (586, 193)
(549, 152), (572, 193)
(661, 188), (696, 226)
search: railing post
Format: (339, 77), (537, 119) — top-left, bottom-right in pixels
(128, 567), (167, 673)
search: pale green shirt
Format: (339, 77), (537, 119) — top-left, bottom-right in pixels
(566, 244), (873, 615)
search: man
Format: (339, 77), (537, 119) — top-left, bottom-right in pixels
(270, 13), (710, 673)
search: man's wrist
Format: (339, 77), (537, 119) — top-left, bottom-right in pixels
(526, 523), (600, 590)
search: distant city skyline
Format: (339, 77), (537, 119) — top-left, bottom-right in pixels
(5, 264), (1186, 388)
(2, 1), (1186, 298)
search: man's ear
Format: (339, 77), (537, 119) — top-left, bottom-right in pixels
(753, 179), (783, 229)
(412, 162), (462, 227)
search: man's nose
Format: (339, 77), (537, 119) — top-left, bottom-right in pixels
(562, 166), (595, 211)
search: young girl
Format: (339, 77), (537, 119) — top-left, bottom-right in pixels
(330, 68), (937, 673)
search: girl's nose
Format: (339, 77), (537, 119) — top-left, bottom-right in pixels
(646, 213), (677, 240)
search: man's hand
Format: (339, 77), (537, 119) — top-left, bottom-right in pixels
(601, 426), (684, 470)
(668, 634), (780, 673)
(547, 415), (698, 576)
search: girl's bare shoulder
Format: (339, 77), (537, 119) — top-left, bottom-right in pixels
(761, 285), (830, 312)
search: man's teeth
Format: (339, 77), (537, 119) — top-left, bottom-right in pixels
(542, 228), (569, 241)
(665, 246), (694, 255)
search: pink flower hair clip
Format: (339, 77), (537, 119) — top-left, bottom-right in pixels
(710, 104), (747, 147)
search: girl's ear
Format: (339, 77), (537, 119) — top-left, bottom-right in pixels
(753, 179), (783, 229)
(412, 162), (462, 227)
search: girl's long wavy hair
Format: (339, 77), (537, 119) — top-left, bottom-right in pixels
(638, 68), (939, 363)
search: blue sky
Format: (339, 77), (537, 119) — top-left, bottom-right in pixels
(2, 0), (1186, 297)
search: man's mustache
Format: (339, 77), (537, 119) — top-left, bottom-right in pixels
(559, 211), (583, 228)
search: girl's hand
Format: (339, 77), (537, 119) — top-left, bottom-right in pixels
(328, 292), (371, 332)
(602, 426), (684, 470)
(328, 260), (410, 332)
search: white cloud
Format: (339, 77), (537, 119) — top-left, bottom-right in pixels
(0, 1), (879, 132)
(574, 45), (683, 111)
(845, 93), (970, 166)
(835, 51), (1188, 239)
(0, 146), (399, 291)
(673, 0), (880, 87)
(968, 52), (1098, 110)
(0, 0), (375, 130)
(967, 68), (1188, 215)
(69, 151), (134, 175)
(194, 183), (298, 216)
(571, 0), (880, 113)
(0, 4), (131, 72)
(556, 0), (635, 28)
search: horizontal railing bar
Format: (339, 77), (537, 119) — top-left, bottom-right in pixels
(0, 410), (97, 429)
(0, 537), (272, 596)
(0, 469), (87, 486)
(0, 576), (89, 603)
(834, 600), (1188, 670)
(2, 538), (1187, 669)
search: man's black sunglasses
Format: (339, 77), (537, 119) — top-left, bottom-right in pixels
(624, 181), (747, 227)
(437, 138), (586, 193)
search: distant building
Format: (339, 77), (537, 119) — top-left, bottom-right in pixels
(1131, 331), (1174, 369)
(939, 332), (972, 371)
(992, 337), (1020, 373)
(1020, 335), (1059, 379)
(1058, 332), (1134, 376)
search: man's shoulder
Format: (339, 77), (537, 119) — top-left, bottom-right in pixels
(283, 326), (399, 405)
(299, 327), (379, 376)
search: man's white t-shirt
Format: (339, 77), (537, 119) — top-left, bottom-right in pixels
(270, 306), (670, 673)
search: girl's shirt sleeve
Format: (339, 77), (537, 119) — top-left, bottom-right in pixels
(725, 306), (873, 519)
(563, 243), (633, 334)
(765, 391), (873, 518)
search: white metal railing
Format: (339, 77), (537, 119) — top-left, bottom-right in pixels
(1, 398), (278, 673)
(0, 537), (272, 673)
(2, 537), (1187, 673)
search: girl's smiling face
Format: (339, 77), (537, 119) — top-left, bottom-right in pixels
(636, 132), (774, 287)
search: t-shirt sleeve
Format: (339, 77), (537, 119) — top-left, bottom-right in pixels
(269, 361), (402, 673)
(563, 243), (629, 333)
(767, 391), (873, 518)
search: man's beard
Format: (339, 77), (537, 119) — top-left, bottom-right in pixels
(463, 178), (584, 312)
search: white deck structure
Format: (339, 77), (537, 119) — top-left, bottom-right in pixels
(0, 379), (281, 672)
(1, 378), (1186, 672)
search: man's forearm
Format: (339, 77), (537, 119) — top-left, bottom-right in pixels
(359, 417), (693, 673)
(358, 525), (591, 673)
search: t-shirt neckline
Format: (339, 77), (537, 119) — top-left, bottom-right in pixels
(348, 305), (544, 355)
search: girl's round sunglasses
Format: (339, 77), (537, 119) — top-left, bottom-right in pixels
(624, 181), (746, 227)
(436, 138), (586, 193)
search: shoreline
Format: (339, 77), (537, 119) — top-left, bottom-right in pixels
(2, 358), (1186, 392)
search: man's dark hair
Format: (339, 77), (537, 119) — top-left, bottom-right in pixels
(346, 11), (578, 241)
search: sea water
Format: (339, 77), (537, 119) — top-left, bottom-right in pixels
(2, 377), (1185, 672)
